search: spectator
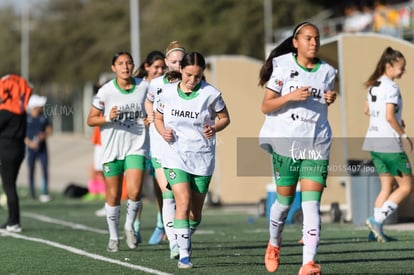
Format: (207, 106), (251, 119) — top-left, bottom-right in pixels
(0, 74), (32, 232)
(25, 94), (53, 203)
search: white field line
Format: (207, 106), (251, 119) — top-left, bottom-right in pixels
(22, 212), (107, 234)
(0, 230), (172, 275)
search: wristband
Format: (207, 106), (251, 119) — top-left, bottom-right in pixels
(401, 133), (408, 139)
(105, 114), (111, 123)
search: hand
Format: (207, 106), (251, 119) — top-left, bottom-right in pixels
(325, 90), (337, 105)
(163, 128), (175, 142)
(290, 86), (311, 101)
(203, 125), (215, 139)
(146, 111), (154, 124)
(107, 106), (119, 122)
(401, 135), (413, 153)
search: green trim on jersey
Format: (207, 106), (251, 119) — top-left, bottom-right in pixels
(112, 78), (136, 94)
(162, 75), (169, 84)
(177, 82), (202, 100)
(294, 55), (321, 72)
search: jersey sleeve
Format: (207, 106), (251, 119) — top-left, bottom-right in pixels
(155, 92), (164, 114)
(326, 66), (338, 91)
(146, 82), (156, 103)
(266, 66), (284, 94)
(385, 83), (399, 105)
(213, 94), (226, 113)
(92, 87), (105, 111)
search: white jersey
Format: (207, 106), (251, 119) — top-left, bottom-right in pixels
(259, 53), (337, 160)
(362, 75), (403, 153)
(156, 81), (226, 176)
(147, 74), (173, 160)
(92, 78), (149, 164)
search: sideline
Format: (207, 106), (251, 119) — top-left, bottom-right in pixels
(0, 230), (172, 275)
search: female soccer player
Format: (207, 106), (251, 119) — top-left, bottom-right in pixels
(87, 51), (149, 252)
(154, 51), (230, 269)
(258, 22), (337, 274)
(362, 47), (413, 242)
(145, 41), (186, 258)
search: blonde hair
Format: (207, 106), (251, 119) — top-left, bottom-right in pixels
(165, 41), (185, 57)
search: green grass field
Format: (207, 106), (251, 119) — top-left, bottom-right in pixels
(1, 190), (414, 275)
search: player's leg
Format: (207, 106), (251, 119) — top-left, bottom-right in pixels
(103, 159), (124, 252)
(124, 155), (146, 249)
(298, 159), (327, 274)
(165, 168), (192, 269)
(265, 153), (299, 272)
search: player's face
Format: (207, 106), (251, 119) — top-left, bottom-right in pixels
(145, 59), (166, 81)
(390, 58), (406, 80)
(165, 50), (185, 72)
(293, 25), (320, 59)
(111, 54), (134, 80)
(180, 65), (203, 92)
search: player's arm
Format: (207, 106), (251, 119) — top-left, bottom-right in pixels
(144, 99), (154, 127)
(261, 87), (311, 114)
(386, 103), (412, 152)
(154, 111), (174, 142)
(87, 106), (118, 127)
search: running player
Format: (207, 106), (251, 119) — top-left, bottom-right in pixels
(154, 51), (230, 269)
(132, 50), (166, 245)
(362, 47), (413, 242)
(258, 22), (337, 274)
(145, 41), (186, 258)
(87, 51), (149, 252)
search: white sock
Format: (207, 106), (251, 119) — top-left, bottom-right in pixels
(301, 201), (320, 265)
(105, 203), (120, 240)
(125, 199), (142, 231)
(269, 200), (290, 247)
(376, 200), (398, 224)
(175, 227), (190, 259)
(162, 197), (176, 243)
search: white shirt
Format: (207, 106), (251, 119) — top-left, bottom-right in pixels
(259, 53), (337, 160)
(156, 81), (226, 176)
(147, 74), (173, 160)
(92, 78), (149, 164)
(362, 75), (403, 153)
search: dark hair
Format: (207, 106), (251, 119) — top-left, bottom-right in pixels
(112, 51), (134, 65)
(258, 22), (318, 87)
(365, 47), (405, 88)
(180, 51), (206, 70)
(134, 50), (166, 78)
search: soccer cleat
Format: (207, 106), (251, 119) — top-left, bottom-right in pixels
(107, 239), (119, 252)
(39, 194), (52, 203)
(124, 228), (137, 249)
(95, 207), (106, 217)
(368, 230), (397, 242)
(170, 243), (180, 259)
(178, 256), (193, 269)
(366, 216), (388, 243)
(6, 224), (22, 233)
(298, 261), (321, 275)
(264, 241), (280, 272)
(148, 227), (165, 245)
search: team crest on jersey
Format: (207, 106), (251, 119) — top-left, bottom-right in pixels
(274, 79), (283, 87)
(168, 169), (176, 180)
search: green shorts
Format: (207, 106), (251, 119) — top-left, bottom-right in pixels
(151, 157), (162, 169)
(164, 168), (212, 194)
(272, 152), (328, 186)
(370, 151), (412, 176)
(102, 155), (146, 177)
